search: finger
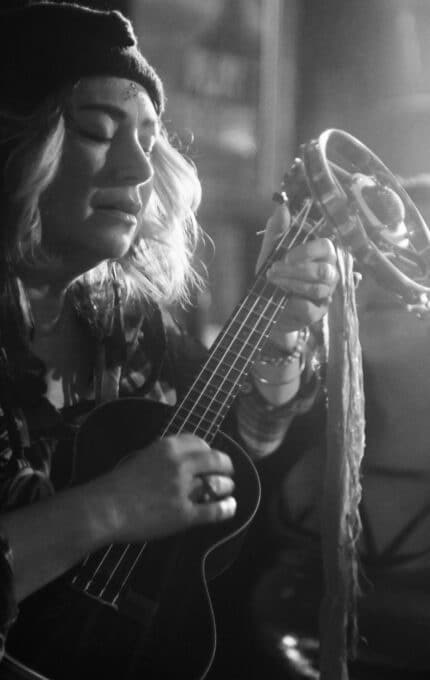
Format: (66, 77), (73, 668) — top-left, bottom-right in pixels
(190, 449), (235, 477)
(164, 434), (212, 465)
(193, 497), (237, 524)
(277, 296), (331, 326)
(256, 204), (291, 272)
(191, 474), (235, 503)
(268, 260), (338, 287)
(268, 276), (335, 302)
(172, 433), (211, 454)
(283, 237), (337, 265)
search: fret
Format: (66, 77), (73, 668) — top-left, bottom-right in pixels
(206, 343), (255, 366)
(221, 297), (286, 337)
(165, 413), (226, 439)
(163, 253), (290, 442)
(221, 320), (268, 340)
(166, 397), (238, 441)
(238, 296), (285, 320)
(213, 328), (267, 355)
(193, 419), (230, 442)
(187, 385), (236, 403)
(202, 355), (251, 377)
(198, 391), (236, 410)
(207, 343), (255, 360)
(72, 221), (308, 608)
(174, 386), (242, 422)
(221, 319), (270, 336)
(249, 291), (286, 309)
(179, 397), (233, 422)
(200, 361), (244, 377)
(224, 310), (276, 329)
(249, 279), (285, 299)
(191, 371), (240, 393)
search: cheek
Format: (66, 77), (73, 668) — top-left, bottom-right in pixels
(43, 140), (103, 217)
(40, 154), (100, 250)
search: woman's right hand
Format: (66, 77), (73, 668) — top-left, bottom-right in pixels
(94, 434), (237, 543)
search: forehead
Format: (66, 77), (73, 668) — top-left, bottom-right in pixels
(69, 76), (159, 128)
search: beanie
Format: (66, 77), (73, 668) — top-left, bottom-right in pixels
(0, 1), (165, 116)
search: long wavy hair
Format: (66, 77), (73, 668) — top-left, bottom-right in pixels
(0, 85), (205, 318)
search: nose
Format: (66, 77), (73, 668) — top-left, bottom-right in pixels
(113, 134), (154, 188)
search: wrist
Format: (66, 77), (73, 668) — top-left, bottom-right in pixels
(249, 327), (310, 406)
(252, 354), (305, 386)
(78, 477), (121, 548)
(256, 327), (309, 369)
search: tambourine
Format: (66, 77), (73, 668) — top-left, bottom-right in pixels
(274, 129), (430, 679)
(278, 129), (430, 314)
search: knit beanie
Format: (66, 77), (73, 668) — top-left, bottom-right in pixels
(0, 1), (165, 116)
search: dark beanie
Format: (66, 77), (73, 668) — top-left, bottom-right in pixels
(0, 1), (165, 116)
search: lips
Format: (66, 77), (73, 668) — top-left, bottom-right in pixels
(98, 200), (142, 216)
(93, 194), (143, 218)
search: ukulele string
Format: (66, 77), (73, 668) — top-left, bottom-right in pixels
(71, 543), (114, 589)
(190, 206), (324, 443)
(168, 199), (318, 441)
(202, 212), (325, 443)
(79, 199), (318, 601)
(95, 544), (133, 599)
(161, 198), (314, 438)
(111, 544), (148, 605)
(76, 197), (323, 603)
(74, 199), (318, 601)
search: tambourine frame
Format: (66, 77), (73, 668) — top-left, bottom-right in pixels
(285, 129), (430, 310)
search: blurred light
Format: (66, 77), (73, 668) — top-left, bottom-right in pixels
(281, 634), (298, 648)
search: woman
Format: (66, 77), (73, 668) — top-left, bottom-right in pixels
(0, 3), (338, 678)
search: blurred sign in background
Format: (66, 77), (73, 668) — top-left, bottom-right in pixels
(54, 0), (430, 341)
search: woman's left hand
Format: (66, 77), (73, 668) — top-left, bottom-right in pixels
(257, 203), (339, 340)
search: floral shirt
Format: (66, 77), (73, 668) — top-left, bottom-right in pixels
(0, 292), (319, 662)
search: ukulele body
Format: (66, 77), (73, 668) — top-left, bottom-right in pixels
(6, 398), (261, 680)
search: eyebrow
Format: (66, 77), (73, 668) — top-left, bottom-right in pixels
(76, 103), (159, 132)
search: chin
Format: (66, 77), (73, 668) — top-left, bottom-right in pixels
(90, 227), (136, 261)
(94, 240), (134, 262)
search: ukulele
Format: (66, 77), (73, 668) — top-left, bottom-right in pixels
(5, 221), (303, 680)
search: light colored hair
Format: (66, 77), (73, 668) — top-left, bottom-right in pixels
(2, 88), (205, 314)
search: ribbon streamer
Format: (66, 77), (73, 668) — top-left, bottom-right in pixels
(320, 247), (366, 680)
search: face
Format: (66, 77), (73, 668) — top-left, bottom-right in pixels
(40, 76), (160, 271)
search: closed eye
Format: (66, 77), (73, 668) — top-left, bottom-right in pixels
(75, 127), (113, 144)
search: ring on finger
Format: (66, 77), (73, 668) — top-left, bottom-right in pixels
(196, 476), (217, 504)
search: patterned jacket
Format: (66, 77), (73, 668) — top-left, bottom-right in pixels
(0, 285), (319, 661)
